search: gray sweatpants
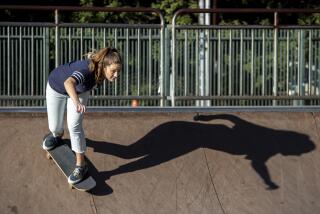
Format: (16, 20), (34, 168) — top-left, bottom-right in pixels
(46, 83), (90, 153)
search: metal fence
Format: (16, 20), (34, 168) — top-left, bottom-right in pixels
(172, 26), (320, 107)
(0, 24), (50, 107)
(171, 8), (320, 107)
(0, 6), (165, 108)
(57, 24), (164, 107)
(1, 7), (320, 110)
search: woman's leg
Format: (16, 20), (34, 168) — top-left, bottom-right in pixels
(46, 83), (66, 137)
(66, 90), (90, 166)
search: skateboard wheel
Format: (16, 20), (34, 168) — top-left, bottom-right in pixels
(46, 152), (52, 160)
(69, 184), (74, 190)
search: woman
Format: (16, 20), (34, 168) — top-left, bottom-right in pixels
(43, 47), (122, 184)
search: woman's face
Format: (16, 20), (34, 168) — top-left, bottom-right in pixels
(104, 64), (121, 82)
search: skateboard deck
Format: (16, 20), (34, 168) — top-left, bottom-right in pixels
(44, 136), (96, 191)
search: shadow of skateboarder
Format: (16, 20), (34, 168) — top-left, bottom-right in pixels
(87, 114), (316, 190)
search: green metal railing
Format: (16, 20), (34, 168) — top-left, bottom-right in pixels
(171, 8), (320, 107)
(1, 6), (320, 110)
(0, 6), (165, 108)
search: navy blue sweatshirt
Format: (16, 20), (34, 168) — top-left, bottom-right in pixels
(48, 59), (96, 95)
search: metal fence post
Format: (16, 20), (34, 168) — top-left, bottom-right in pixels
(298, 30), (305, 105)
(159, 14), (165, 107)
(273, 12), (278, 106)
(172, 15), (177, 107)
(164, 26), (170, 106)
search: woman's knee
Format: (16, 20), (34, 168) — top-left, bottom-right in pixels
(67, 121), (82, 134)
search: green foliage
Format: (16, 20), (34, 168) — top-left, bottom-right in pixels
(298, 11), (320, 25)
(151, 0), (198, 24)
(71, 0), (156, 24)
(70, 0), (199, 24)
(2, 0), (320, 25)
(217, 0), (320, 25)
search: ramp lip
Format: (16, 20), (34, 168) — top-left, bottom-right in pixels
(0, 106), (320, 113)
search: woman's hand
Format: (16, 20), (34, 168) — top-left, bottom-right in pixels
(75, 102), (86, 113)
(64, 77), (86, 114)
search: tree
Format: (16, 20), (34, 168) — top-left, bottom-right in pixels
(151, 0), (198, 24)
(71, 0), (160, 24)
(217, 0), (320, 25)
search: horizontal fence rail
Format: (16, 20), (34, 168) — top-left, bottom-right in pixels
(1, 6), (320, 110)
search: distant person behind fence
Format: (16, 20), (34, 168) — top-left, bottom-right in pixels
(43, 47), (122, 184)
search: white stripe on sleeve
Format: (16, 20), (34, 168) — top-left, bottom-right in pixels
(71, 71), (85, 84)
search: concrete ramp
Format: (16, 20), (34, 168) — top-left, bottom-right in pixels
(0, 112), (320, 214)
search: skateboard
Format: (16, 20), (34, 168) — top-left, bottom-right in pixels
(43, 135), (96, 191)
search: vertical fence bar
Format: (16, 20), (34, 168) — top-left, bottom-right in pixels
(31, 27), (34, 96)
(0, 28), (2, 96)
(148, 29), (152, 96)
(55, 9), (60, 68)
(35, 28), (38, 96)
(125, 28), (129, 96)
(298, 30), (305, 106)
(80, 28), (83, 58)
(217, 29), (221, 96)
(91, 27), (95, 51)
(114, 28), (118, 96)
(298, 30), (301, 96)
(164, 27), (170, 106)
(89, 27), (95, 99)
(160, 18), (165, 106)
(286, 30), (290, 95)
(26, 28), (29, 99)
(68, 28), (71, 62)
(308, 29), (312, 95)
(208, 30), (212, 98)
(103, 28), (106, 95)
(7, 26), (10, 96)
(240, 29), (243, 96)
(229, 30), (232, 96)
(318, 30), (320, 95)
(43, 27), (48, 97)
(262, 29), (265, 95)
(205, 28), (210, 106)
(251, 29), (254, 95)
(273, 12), (278, 105)
(172, 16), (176, 106)
(298, 30), (301, 97)
(137, 28), (140, 95)
(14, 27), (17, 97)
(184, 31), (188, 96)
(195, 29), (199, 105)
(19, 26), (22, 95)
